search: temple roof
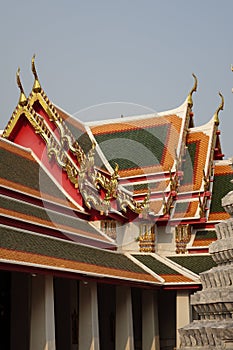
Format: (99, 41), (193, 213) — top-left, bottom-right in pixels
(131, 253), (200, 284)
(209, 160), (233, 221)
(0, 58), (230, 276)
(179, 118), (215, 193)
(0, 138), (116, 249)
(191, 230), (217, 248)
(88, 101), (188, 177)
(0, 225), (200, 288)
(0, 225), (160, 286)
(168, 254), (217, 275)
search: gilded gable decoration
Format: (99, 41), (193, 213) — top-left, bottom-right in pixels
(139, 222), (155, 252)
(175, 224), (191, 254)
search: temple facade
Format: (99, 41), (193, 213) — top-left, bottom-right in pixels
(0, 57), (233, 349)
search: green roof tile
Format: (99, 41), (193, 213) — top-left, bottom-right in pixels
(0, 195), (101, 236)
(168, 255), (216, 275)
(133, 255), (178, 275)
(180, 142), (196, 185)
(94, 124), (169, 171)
(210, 173), (233, 213)
(175, 202), (190, 214)
(0, 227), (145, 273)
(195, 230), (217, 240)
(0, 147), (66, 200)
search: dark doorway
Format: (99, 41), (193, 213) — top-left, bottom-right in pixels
(98, 284), (116, 350)
(158, 290), (176, 350)
(0, 271), (11, 350)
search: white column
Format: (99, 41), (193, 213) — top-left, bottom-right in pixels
(78, 281), (99, 350)
(142, 290), (160, 350)
(115, 286), (134, 350)
(30, 275), (56, 350)
(176, 290), (190, 349)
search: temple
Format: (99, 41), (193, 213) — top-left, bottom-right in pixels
(0, 57), (233, 350)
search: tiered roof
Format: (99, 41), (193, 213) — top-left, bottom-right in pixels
(0, 136), (200, 288)
(2, 58), (150, 222)
(0, 137), (116, 249)
(0, 57), (232, 287)
(88, 100), (190, 219)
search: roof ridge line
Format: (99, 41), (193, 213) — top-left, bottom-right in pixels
(125, 252), (164, 283)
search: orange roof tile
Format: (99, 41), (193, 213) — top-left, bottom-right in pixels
(192, 238), (217, 247)
(149, 200), (163, 214)
(214, 164), (233, 175)
(208, 212), (230, 221)
(91, 114), (182, 135)
(180, 131), (209, 192)
(91, 114), (182, 178)
(0, 248), (160, 284)
(161, 274), (194, 283)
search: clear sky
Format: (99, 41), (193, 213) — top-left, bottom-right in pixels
(1, 0), (233, 157)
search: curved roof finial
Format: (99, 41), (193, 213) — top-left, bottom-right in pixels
(16, 68), (27, 106)
(187, 73), (198, 107)
(31, 54), (41, 93)
(214, 92), (224, 126)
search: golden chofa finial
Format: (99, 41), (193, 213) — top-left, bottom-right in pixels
(16, 68), (27, 107)
(187, 73), (198, 107)
(31, 54), (41, 93)
(214, 92), (224, 126)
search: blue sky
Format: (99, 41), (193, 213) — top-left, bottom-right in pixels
(1, 0), (233, 156)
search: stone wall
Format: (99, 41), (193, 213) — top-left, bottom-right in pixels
(179, 191), (233, 349)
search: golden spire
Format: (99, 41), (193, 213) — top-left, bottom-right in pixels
(213, 92), (224, 126)
(187, 73), (198, 107)
(31, 54), (41, 93)
(16, 68), (27, 106)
